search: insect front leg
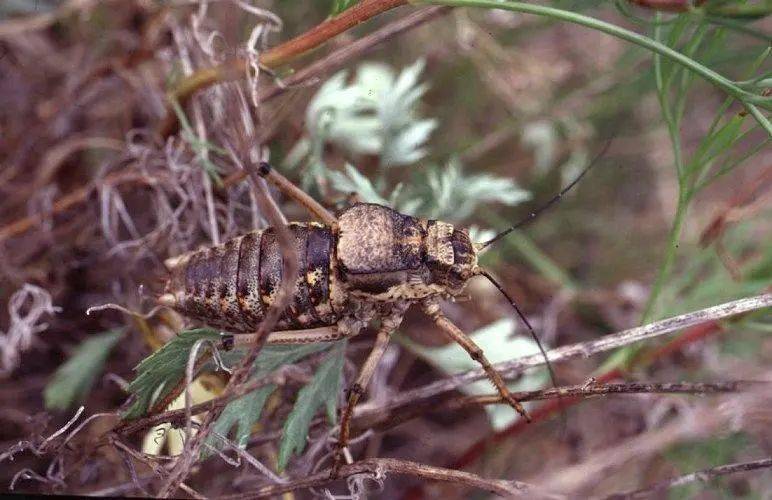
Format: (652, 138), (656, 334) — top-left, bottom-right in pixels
(421, 299), (531, 421)
(256, 162), (338, 226)
(331, 313), (404, 477)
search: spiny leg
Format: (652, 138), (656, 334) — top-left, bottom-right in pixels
(256, 162), (338, 226)
(331, 316), (402, 477)
(421, 300), (530, 421)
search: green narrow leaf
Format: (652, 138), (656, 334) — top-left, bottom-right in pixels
(277, 341), (347, 471)
(203, 386), (274, 458)
(123, 329), (221, 420)
(202, 343), (333, 459)
(330, 0), (358, 15)
(699, 114), (746, 166)
(44, 329), (124, 411)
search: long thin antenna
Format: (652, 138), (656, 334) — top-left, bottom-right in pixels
(478, 138), (614, 251)
(480, 269), (565, 427)
(479, 270), (559, 395)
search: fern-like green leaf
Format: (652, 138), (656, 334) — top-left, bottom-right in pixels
(277, 341), (346, 471)
(202, 343), (332, 458)
(123, 329), (221, 419)
(44, 329), (124, 411)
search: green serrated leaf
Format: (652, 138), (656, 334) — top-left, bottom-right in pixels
(44, 329), (124, 411)
(204, 386), (274, 457)
(277, 341), (346, 471)
(123, 329), (221, 420)
(202, 343), (332, 459)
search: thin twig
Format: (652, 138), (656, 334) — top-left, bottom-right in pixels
(363, 381), (767, 431)
(216, 457), (557, 499)
(604, 457), (772, 499)
(355, 294), (772, 420)
(258, 6), (450, 101)
(0, 7), (446, 244)
(155, 160), (299, 497)
(159, 0), (410, 137)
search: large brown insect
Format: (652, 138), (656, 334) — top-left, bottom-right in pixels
(158, 160), (593, 470)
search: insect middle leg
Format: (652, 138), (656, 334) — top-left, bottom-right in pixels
(421, 299), (530, 421)
(331, 314), (403, 476)
(256, 162), (338, 226)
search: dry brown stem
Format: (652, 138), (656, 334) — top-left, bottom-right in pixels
(258, 6), (451, 102)
(217, 457), (555, 499)
(114, 379), (766, 444)
(367, 381), (767, 431)
(604, 457), (772, 499)
(155, 160), (299, 497)
(355, 294), (772, 420)
(159, 0), (410, 137)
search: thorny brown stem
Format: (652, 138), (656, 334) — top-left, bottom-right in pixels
(155, 160), (299, 497)
(216, 457), (556, 499)
(355, 294), (772, 419)
(604, 457), (772, 499)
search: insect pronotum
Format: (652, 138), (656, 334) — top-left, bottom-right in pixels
(157, 155), (602, 473)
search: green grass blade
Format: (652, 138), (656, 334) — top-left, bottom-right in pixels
(44, 329), (124, 411)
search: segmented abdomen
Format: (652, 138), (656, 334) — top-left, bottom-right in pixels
(162, 223), (339, 333)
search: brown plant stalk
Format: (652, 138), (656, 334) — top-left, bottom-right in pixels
(216, 457), (554, 499)
(158, 0), (409, 137)
(604, 457), (772, 499)
(114, 379), (766, 441)
(0, 5), (446, 245)
(155, 161), (299, 497)
(355, 293), (772, 420)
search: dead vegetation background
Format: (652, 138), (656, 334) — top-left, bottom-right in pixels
(0, 0), (770, 498)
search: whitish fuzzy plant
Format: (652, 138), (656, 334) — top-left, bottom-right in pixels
(304, 60), (437, 168)
(295, 59), (531, 223)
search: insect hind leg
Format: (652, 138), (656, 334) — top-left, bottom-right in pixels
(421, 299), (530, 421)
(331, 314), (402, 477)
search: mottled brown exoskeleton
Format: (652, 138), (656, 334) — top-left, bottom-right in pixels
(158, 161), (590, 472)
